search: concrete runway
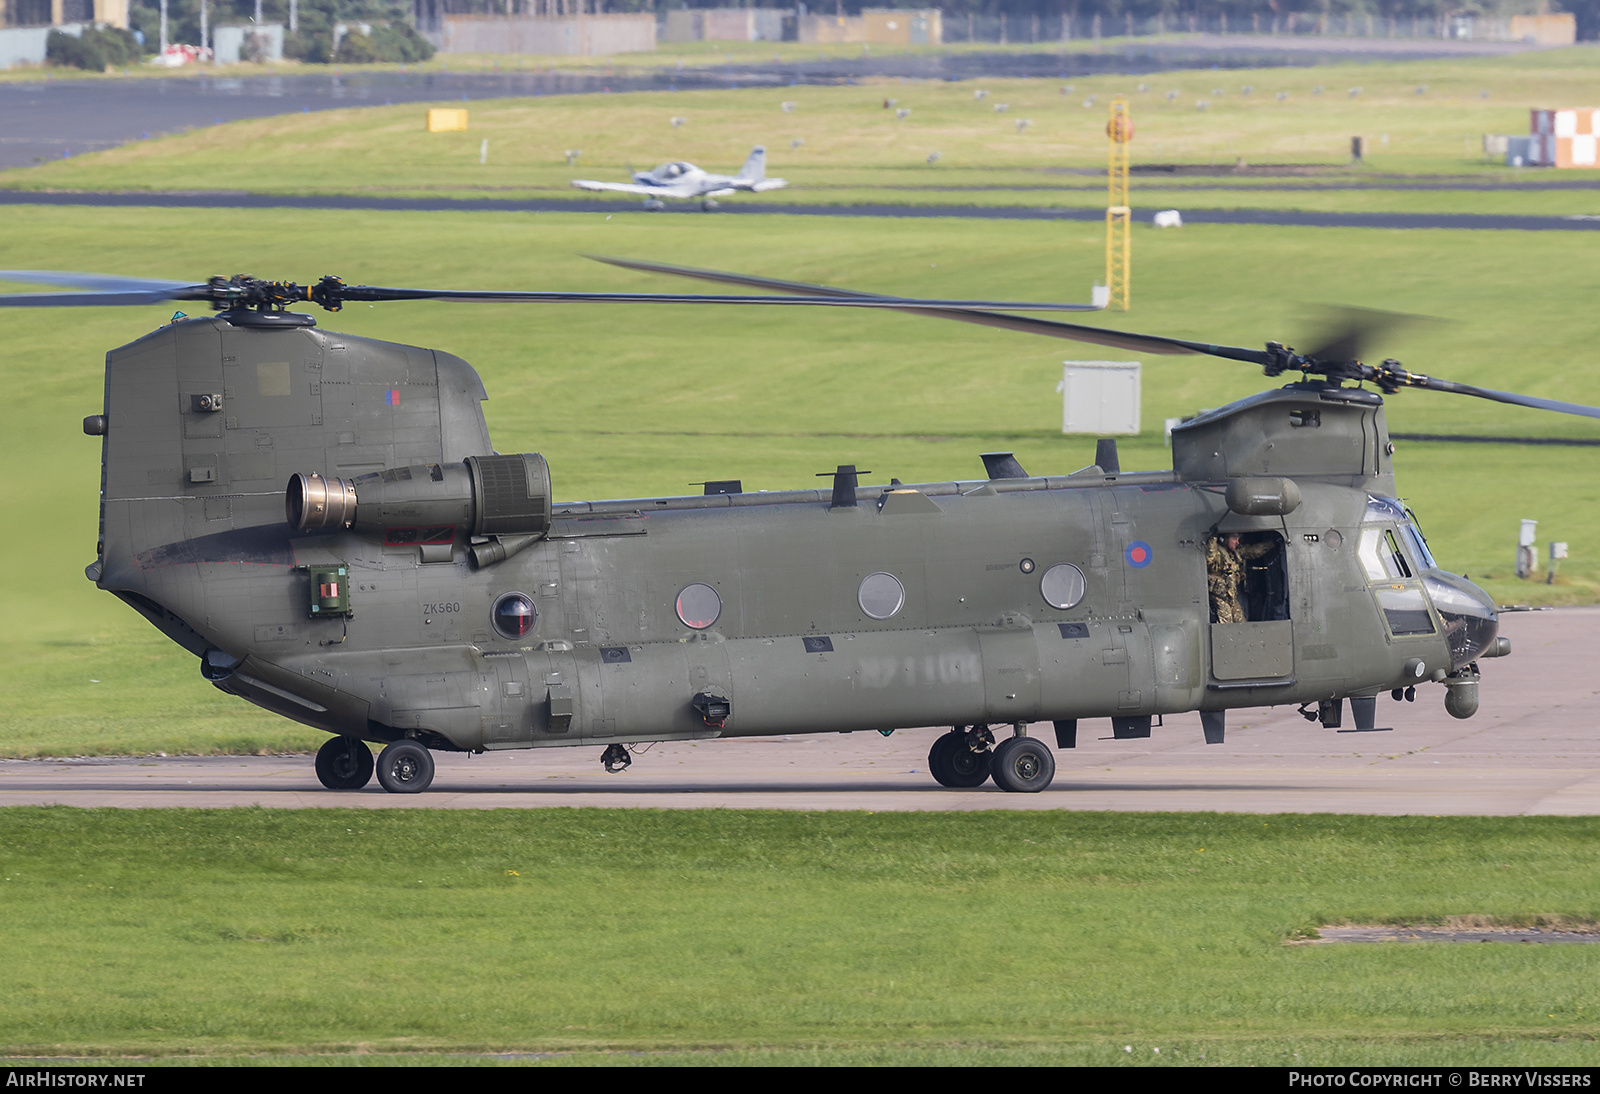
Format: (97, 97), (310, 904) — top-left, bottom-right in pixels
(2, 605), (1595, 814)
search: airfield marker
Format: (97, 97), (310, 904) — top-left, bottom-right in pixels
(1106, 97), (1132, 311)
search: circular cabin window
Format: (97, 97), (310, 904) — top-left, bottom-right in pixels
(491, 591), (537, 640)
(1039, 564), (1086, 610)
(676, 583), (722, 630)
(857, 572), (906, 620)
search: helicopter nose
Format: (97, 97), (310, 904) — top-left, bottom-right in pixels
(1423, 572), (1499, 669)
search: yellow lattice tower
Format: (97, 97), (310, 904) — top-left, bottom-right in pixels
(1105, 97), (1133, 311)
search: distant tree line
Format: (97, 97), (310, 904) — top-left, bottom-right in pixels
(124, 0), (433, 61)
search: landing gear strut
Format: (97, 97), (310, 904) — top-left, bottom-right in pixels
(315, 735), (374, 790)
(600, 743), (632, 773)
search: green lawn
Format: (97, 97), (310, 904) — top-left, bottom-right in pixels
(1, 203), (1597, 756)
(0, 808), (1595, 1062)
(7, 49), (1600, 214)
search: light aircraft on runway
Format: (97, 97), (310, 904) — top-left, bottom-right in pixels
(571, 146), (787, 210)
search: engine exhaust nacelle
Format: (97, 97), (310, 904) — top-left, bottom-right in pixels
(287, 454), (552, 539)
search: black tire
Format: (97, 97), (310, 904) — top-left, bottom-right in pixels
(990, 736), (1056, 793)
(928, 730), (992, 789)
(314, 735), (374, 790)
(375, 740), (435, 794)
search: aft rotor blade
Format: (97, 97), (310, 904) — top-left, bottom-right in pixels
(0, 270), (207, 293)
(585, 253), (1273, 362)
(333, 285), (1106, 312)
(0, 288), (212, 307)
(0, 270), (212, 307)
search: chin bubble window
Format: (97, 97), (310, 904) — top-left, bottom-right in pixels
(676, 583), (722, 630)
(857, 572), (906, 620)
(491, 591), (537, 640)
(1039, 563), (1086, 610)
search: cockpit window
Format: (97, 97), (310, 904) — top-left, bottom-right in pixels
(1401, 509), (1438, 571)
(1358, 528), (1415, 581)
(1398, 524), (1436, 572)
(1359, 497), (1434, 579)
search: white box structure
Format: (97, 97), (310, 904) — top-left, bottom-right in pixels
(1529, 108), (1600, 168)
(1057, 360), (1140, 435)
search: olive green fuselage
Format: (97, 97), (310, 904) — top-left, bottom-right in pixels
(92, 315), (1489, 753)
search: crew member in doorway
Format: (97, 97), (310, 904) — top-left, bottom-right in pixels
(1207, 532), (1275, 624)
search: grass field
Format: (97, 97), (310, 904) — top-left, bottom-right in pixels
(2, 200), (1598, 757)
(7, 50), (1600, 215)
(0, 808), (1596, 1062)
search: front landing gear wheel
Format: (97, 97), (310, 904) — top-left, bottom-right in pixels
(315, 735), (374, 790)
(375, 740), (435, 794)
(928, 730), (992, 788)
(990, 736), (1055, 793)
(700, 198), (719, 211)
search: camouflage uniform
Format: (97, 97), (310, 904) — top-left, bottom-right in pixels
(1207, 536), (1275, 624)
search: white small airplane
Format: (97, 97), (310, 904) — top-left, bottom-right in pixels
(571, 147), (788, 211)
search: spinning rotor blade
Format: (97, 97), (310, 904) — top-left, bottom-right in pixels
(588, 253), (1273, 362)
(1301, 305), (1426, 365)
(334, 286), (1122, 312)
(594, 256), (1600, 420)
(1376, 369), (1600, 420)
(0, 269), (211, 308)
(6, 264), (1596, 422)
(0, 269), (1115, 316)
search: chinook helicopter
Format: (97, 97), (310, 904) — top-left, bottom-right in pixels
(6, 260), (1598, 796)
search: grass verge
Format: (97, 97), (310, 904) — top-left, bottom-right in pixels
(0, 808), (1596, 1061)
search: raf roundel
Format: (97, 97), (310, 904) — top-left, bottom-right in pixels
(1125, 540), (1153, 569)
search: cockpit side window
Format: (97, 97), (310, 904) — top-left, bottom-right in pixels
(1384, 530), (1414, 578)
(1358, 528), (1408, 581)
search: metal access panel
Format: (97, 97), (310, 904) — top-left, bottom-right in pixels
(1059, 360), (1141, 435)
(1210, 620), (1294, 681)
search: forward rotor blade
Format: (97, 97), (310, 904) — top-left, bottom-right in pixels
(1409, 376), (1600, 420)
(585, 253), (1273, 362)
(1302, 305), (1426, 365)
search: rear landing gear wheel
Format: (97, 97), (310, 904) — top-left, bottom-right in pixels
(315, 735), (374, 790)
(700, 198), (719, 211)
(643, 198), (665, 211)
(928, 729), (992, 788)
(375, 740), (435, 794)
(990, 736), (1055, 793)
